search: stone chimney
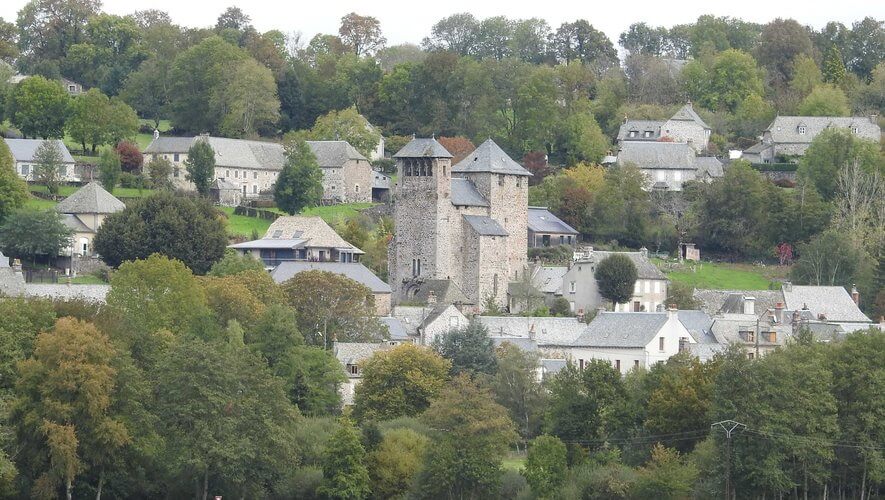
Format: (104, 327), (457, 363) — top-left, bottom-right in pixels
(783, 281), (792, 293)
(679, 337), (689, 352)
(851, 284), (859, 307)
(743, 296), (756, 316)
(153, 128), (160, 140)
(774, 302), (784, 323)
(871, 114), (879, 125)
(528, 323), (536, 341)
(667, 303), (678, 320)
(639, 247), (648, 258)
(427, 290), (437, 306)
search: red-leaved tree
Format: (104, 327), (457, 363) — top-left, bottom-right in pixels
(115, 141), (143, 173)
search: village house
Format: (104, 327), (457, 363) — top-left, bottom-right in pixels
(7, 74), (84, 96)
(55, 182), (125, 258)
(333, 341), (400, 406)
(390, 303), (469, 345)
(742, 115), (880, 163)
(229, 215), (364, 268)
(4, 138), (78, 183)
(271, 261), (392, 316)
(781, 283), (873, 334)
(142, 135), (372, 203)
(616, 141), (724, 191)
(389, 138), (530, 311)
(617, 103), (712, 152)
(527, 207), (579, 248)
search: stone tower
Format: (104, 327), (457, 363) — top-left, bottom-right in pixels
(389, 138), (454, 299)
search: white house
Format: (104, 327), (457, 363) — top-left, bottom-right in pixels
(4, 138), (78, 182)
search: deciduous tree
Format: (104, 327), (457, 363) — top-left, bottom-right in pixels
(184, 139), (215, 196)
(524, 435), (568, 498)
(595, 254), (638, 306)
(797, 84), (851, 116)
(338, 13), (386, 57)
(98, 147), (121, 193)
(6, 76), (70, 139)
(0, 139), (28, 222)
(0, 208), (71, 265)
(317, 418), (371, 500)
(432, 320), (497, 376)
(274, 138), (324, 214)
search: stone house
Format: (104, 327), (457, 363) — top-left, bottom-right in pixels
(742, 115), (880, 163)
(7, 74), (84, 96)
(616, 141), (724, 191)
(555, 248), (669, 315)
(229, 215), (364, 268)
(334, 341), (400, 406)
(391, 304), (469, 345)
(54, 182), (125, 258)
(142, 136), (372, 203)
(4, 138), (78, 183)
(617, 103), (711, 152)
(527, 207), (579, 247)
(781, 283), (872, 333)
(389, 138), (530, 311)
(271, 261), (392, 316)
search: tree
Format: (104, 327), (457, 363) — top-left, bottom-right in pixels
(432, 320), (497, 376)
(5, 75), (70, 138)
(368, 428), (429, 499)
(67, 88), (112, 153)
(845, 17), (885, 80)
(12, 318), (128, 500)
(683, 49), (764, 112)
(145, 155), (172, 190)
(15, 0), (102, 72)
(791, 230), (873, 290)
(666, 282), (699, 309)
(215, 6), (251, 32)
(798, 129), (881, 200)
(0, 208), (71, 265)
(307, 107), (382, 159)
(120, 56), (171, 128)
(595, 254), (638, 307)
(280, 269), (385, 347)
(789, 56), (822, 96)
(98, 147), (121, 193)
(274, 138), (324, 214)
(317, 418), (371, 500)
(423, 13), (480, 55)
(338, 13), (386, 56)
(414, 374), (518, 499)
(631, 444), (699, 500)
(755, 18), (814, 84)
(209, 249), (266, 277)
(823, 45), (848, 85)
(215, 58), (280, 137)
(797, 85), (851, 116)
(0, 139), (28, 223)
(184, 139), (216, 196)
(730, 93), (775, 140)
(115, 140), (143, 173)
(524, 435), (568, 498)
(619, 22), (667, 56)
(353, 344), (450, 422)
(832, 159), (884, 252)
(93, 192), (228, 274)
(552, 20), (618, 72)
(33, 140), (63, 194)
(436, 136), (476, 164)
(555, 100), (610, 165)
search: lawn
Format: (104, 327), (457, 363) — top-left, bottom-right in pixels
(654, 259), (789, 290)
(135, 119), (172, 149)
(222, 203), (376, 238)
(301, 203), (376, 223)
(502, 453), (526, 471)
(29, 185), (155, 198)
(69, 275), (107, 285)
(25, 196), (57, 210)
(219, 207), (273, 238)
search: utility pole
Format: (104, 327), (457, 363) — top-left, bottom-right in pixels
(712, 420), (746, 500)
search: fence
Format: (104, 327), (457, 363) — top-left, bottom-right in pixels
(233, 206), (281, 221)
(24, 268), (60, 284)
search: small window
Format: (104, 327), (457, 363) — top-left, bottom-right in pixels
(272, 230), (283, 238)
(747, 352), (755, 360)
(348, 364), (358, 375)
(516, 177), (522, 187)
(59, 165), (67, 176)
(850, 126), (859, 134)
(226, 170), (230, 177)
(745, 331), (755, 343)
(173, 153), (180, 162)
(449, 316), (458, 328)
(21, 165), (29, 175)
(68, 85), (75, 92)
(643, 130), (653, 138)
(579, 359), (585, 370)
(173, 168), (180, 178)
(355, 184), (360, 193)
(659, 337), (665, 351)
(653, 281), (660, 293)
(634, 360), (640, 368)
(253, 171), (258, 179)
(234, 170), (239, 178)
(615, 360), (621, 371)
(767, 332), (777, 343)
(798, 126), (807, 135)
(498, 175), (504, 186)
(570, 281), (576, 293)
(629, 131), (638, 138)
(252, 185), (257, 194)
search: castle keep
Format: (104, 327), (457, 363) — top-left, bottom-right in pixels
(389, 137), (530, 310)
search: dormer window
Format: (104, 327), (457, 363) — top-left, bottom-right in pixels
(643, 130), (653, 138)
(850, 126), (859, 134)
(628, 130), (638, 138)
(798, 126), (807, 135)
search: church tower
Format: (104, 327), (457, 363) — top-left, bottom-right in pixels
(389, 138), (453, 302)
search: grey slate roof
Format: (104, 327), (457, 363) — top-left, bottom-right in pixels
(696, 157), (724, 178)
(393, 138), (452, 158)
(380, 317), (410, 340)
(476, 316), (585, 346)
(55, 182), (125, 215)
(24, 284), (110, 302)
(782, 285), (871, 323)
(573, 312), (668, 348)
(617, 141), (696, 170)
(669, 104), (710, 129)
(540, 358), (568, 376)
(693, 289), (785, 317)
(463, 215), (508, 236)
(372, 172), (391, 190)
(211, 178), (238, 190)
(334, 342), (391, 366)
(532, 266), (567, 294)
(491, 336), (539, 352)
(401, 279), (472, 305)
(581, 251), (666, 280)
(677, 310), (714, 340)
(271, 262), (391, 293)
(709, 316), (792, 346)
(60, 214), (91, 233)
(4, 139), (75, 163)
(527, 207), (578, 235)
(450, 178), (489, 207)
(765, 116), (880, 144)
(617, 120), (664, 141)
(685, 342), (726, 361)
(144, 136), (286, 171)
(452, 139), (531, 176)
(306, 140), (367, 167)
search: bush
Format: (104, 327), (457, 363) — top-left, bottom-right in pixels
(499, 469), (529, 499)
(773, 178), (796, 188)
(284, 466), (323, 500)
(118, 172), (147, 189)
(115, 140), (143, 173)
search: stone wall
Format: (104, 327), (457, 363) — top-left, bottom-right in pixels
(341, 159), (373, 203)
(73, 256), (110, 277)
(662, 120), (709, 151)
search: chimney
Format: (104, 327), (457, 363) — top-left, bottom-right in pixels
(153, 128), (160, 140)
(851, 285), (859, 306)
(818, 313), (827, 321)
(791, 309), (800, 326)
(639, 247), (648, 258)
(871, 114), (878, 125)
(679, 337), (689, 352)
(783, 281), (792, 293)
(686, 100), (692, 108)
(528, 323), (535, 341)
(667, 303), (678, 320)
(774, 302), (784, 323)
(743, 296), (756, 316)
(427, 290), (437, 306)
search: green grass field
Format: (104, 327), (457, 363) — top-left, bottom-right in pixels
(219, 207), (273, 238)
(25, 196), (58, 210)
(301, 203), (376, 223)
(135, 119), (172, 149)
(501, 454), (526, 471)
(29, 185), (155, 198)
(655, 259), (788, 290)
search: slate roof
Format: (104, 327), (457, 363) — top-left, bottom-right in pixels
(334, 342), (391, 366)
(782, 285), (871, 323)
(401, 279), (472, 305)
(271, 262), (391, 293)
(24, 284), (110, 302)
(372, 172), (391, 190)
(491, 336), (539, 352)
(4, 139), (75, 163)
(617, 141), (696, 170)
(765, 116), (880, 144)
(144, 136), (286, 171)
(306, 140), (367, 167)
(532, 266), (568, 294)
(685, 342), (726, 361)
(617, 120), (664, 141)
(527, 207), (578, 235)
(463, 215), (509, 236)
(60, 214), (92, 233)
(228, 238), (306, 250)
(452, 139), (531, 176)
(540, 358), (568, 377)
(211, 178), (238, 190)
(696, 156), (724, 178)
(709, 316), (791, 346)
(580, 251), (666, 280)
(677, 310), (714, 341)
(450, 178), (489, 207)
(476, 316), (586, 347)
(379, 317), (410, 340)
(573, 312), (669, 348)
(55, 182), (125, 215)
(669, 104), (710, 129)
(393, 138), (452, 158)
(693, 289), (785, 317)
(265, 216), (363, 252)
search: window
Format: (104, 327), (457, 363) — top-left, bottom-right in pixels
(253, 171), (257, 179)
(634, 281), (641, 294)
(767, 332), (777, 343)
(559, 235), (564, 244)
(644, 281), (651, 293)
(59, 165), (67, 176)
(653, 281), (660, 293)
(234, 170), (239, 178)
(173, 153), (180, 162)
(252, 185), (257, 194)
(570, 281), (576, 293)
(798, 126), (807, 135)
(745, 331), (755, 343)
(355, 184), (360, 193)
(629, 130), (638, 138)
(516, 177), (522, 187)
(659, 337), (665, 351)
(348, 364), (358, 375)
(851, 126), (859, 134)
(173, 168), (180, 178)
(412, 258), (421, 277)
(674, 171), (682, 182)
(747, 352), (755, 360)
(569, 301), (575, 312)
(493, 274), (499, 296)
(449, 316), (459, 328)
(21, 165), (29, 175)
(68, 85), (76, 92)
(579, 359), (585, 370)
(226, 170), (230, 177)
(615, 360), (621, 371)
(656, 170), (665, 181)
(643, 130), (653, 138)
(634, 360), (640, 368)
(498, 175), (504, 186)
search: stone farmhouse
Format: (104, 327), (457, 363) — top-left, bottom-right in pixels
(618, 103), (712, 152)
(229, 215), (364, 268)
(142, 135), (372, 203)
(742, 115), (880, 163)
(616, 141), (724, 191)
(5, 138), (78, 183)
(55, 182), (125, 258)
(389, 138), (530, 311)
(527, 207), (579, 248)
